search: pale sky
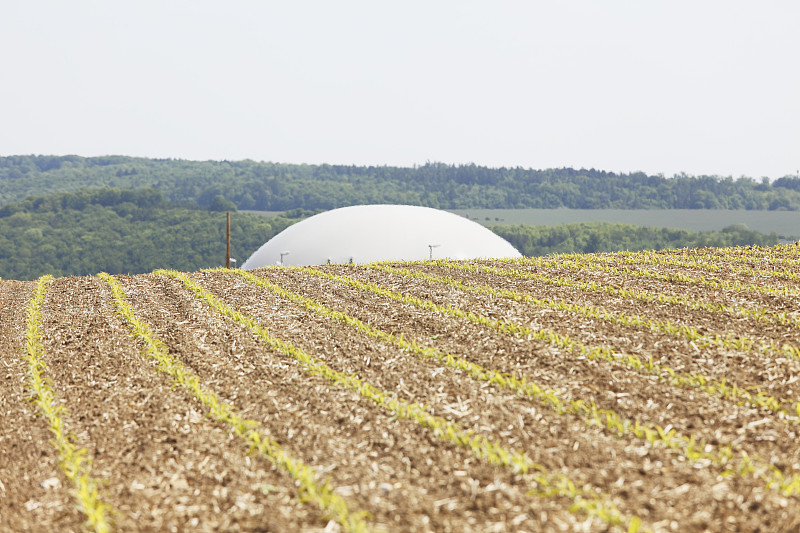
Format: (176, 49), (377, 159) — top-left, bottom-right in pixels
(2, 1), (798, 179)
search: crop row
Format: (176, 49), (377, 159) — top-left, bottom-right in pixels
(230, 266), (800, 497)
(16, 246), (800, 531)
(166, 269), (634, 531)
(517, 254), (800, 300)
(99, 272), (372, 533)
(547, 244), (800, 268)
(21, 270), (630, 531)
(534, 245), (800, 272)
(681, 244), (800, 265)
(313, 264), (793, 420)
(396, 259), (800, 404)
(374, 262), (800, 364)
(596, 250), (800, 283)
(433, 259), (800, 343)
(24, 277), (113, 533)
(712, 245), (800, 265)
(282, 265), (800, 500)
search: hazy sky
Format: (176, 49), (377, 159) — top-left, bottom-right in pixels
(2, 1), (798, 179)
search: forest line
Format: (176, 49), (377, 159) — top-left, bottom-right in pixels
(3, 155), (800, 210)
(0, 188), (779, 280)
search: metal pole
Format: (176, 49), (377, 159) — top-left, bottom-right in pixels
(226, 211), (231, 268)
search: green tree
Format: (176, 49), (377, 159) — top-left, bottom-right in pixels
(209, 195), (237, 212)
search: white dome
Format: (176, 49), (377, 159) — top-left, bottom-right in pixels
(242, 205), (521, 268)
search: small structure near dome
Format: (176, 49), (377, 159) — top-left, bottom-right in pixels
(241, 205), (521, 268)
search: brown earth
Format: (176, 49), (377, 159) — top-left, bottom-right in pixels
(202, 269), (797, 531)
(3, 248), (800, 531)
(114, 273), (582, 532)
(254, 267), (800, 485)
(0, 280), (86, 533)
(363, 263), (800, 401)
(512, 258), (800, 319)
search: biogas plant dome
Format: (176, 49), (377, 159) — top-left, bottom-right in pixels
(242, 205), (522, 268)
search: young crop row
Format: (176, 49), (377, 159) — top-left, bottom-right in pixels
(517, 254), (800, 300)
(168, 269), (639, 531)
(620, 247), (800, 279)
(24, 276), (114, 533)
(98, 273), (373, 533)
(540, 244), (800, 268)
(433, 259), (800, 343)
(373, 262), (800, 365)
(406, 259), (800, 376)
(290, 265), (800, 502)
(712, 245), (800, 265)
(349, 264), (794, 421)
(232, 267), (800, 502)
(678, 244), (800, 264)
(569, 249), (800, 284)
(600, 247), (800, 282)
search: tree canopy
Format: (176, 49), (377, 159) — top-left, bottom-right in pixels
(2, 155), (798, 211)
(0, 188), (297, 280)
(0, 187), (783, 280)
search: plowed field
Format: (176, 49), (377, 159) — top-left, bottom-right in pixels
(4, 245), (800, 532)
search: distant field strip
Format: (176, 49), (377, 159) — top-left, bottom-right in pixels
(520, 255), (800, 300)
(438, 259), (800, 336)
(233, 267), (800, 499)
(100, 273), (373, 533)
(25, 276), (114, 533)
(163, 269), (637, 530)
(298, 266), (796, 421)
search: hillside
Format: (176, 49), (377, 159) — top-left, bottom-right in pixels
(3, 247), (800, 531)
(0, 188), (299, 280)
(2, 155), (800, 210)
(0, 187), (781, 280)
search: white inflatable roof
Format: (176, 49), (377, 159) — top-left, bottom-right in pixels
(242, 205), (521, 268)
